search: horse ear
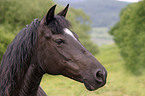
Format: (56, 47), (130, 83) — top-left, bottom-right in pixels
(57, 4), (69, 17)
(45, 5), (56, 25)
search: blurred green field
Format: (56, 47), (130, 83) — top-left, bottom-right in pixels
(90, 27), (114, 46)
(40, 44), (145, 96)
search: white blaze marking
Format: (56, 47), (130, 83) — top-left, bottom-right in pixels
(64, 28), (84, 48)
(64, 28), (77, 40)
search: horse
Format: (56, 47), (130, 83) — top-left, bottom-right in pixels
(0, 4), (107, 96)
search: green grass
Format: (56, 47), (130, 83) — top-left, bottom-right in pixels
(40, 44), (145, 96)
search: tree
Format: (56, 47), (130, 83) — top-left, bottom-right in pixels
(0, 26), (14, 60)
(110, 0), (145, 75)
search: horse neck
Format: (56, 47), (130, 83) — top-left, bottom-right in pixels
(14, 62), (44, 96)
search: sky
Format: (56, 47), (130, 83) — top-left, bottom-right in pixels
(117, 0), (141, 2)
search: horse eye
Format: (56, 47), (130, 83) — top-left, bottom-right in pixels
(55, 39), (64, 45)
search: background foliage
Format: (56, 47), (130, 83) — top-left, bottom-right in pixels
(110, 0), (145, 74)
(0, 0), (98, 61)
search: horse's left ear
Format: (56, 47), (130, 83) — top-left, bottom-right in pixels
(45, 5), (56, 24)
(41, 5), (56, 25)
(57, 4), (69, 17)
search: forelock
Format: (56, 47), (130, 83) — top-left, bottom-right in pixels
(48, 15), (71, 34)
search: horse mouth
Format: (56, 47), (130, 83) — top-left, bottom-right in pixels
(83, 79), (96, 91)
(83, 79), (104, 91)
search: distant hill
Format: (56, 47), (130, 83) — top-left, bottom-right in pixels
(54, 0), (128, 27)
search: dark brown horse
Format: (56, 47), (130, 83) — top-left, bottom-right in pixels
(0, 4), (107, 96)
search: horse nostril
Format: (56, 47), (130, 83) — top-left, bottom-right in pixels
(95, 70), (103, 83)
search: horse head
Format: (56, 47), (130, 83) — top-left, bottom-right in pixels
(37, 4), (107, 91)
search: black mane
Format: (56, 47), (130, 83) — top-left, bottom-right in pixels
(0, 19), (40, 96)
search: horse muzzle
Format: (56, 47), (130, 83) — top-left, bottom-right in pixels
(83, 69), (107, 91)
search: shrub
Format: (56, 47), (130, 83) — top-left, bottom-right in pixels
(110, 0), (145, 75)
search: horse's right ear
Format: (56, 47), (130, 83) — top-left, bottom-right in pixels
(41, 5), (56, 25)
